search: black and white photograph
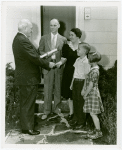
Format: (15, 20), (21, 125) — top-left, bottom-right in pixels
(1, 1), (121, 149)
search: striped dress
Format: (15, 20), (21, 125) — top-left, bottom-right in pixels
(83, 66), (104, 114)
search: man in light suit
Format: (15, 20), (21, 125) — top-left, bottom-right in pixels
(12, 19), (55, 135)
(39, 19), (67, 120)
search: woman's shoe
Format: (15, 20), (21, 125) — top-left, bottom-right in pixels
(67, 114), (74, 121)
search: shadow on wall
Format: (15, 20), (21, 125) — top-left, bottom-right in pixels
(31, 23), (39, 48)
(58, 21), (66, 37)
(90, 46), (110, 67)
(80, 30), (86, 42)
(80, 31), (110, 67)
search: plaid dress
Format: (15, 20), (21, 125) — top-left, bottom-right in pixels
(83, 66), (104, 114)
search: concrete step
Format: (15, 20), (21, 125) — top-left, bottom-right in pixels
(35, 100), (69, 113)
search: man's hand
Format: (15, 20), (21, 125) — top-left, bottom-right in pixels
(55, 61), (62, 68)
(49, 62), (56, 68)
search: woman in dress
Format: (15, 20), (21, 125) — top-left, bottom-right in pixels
(61, 28), (82, 120)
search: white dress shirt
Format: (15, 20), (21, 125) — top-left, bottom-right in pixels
(73, 56), (90, 79)
(51, 32), (58, 60)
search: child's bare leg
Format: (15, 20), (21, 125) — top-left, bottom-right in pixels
(90, 113), (100, 130)
(88, 113), (102, 139)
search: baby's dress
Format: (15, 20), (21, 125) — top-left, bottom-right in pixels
(83, 66), (104, 114)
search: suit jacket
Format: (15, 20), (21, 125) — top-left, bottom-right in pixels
(39, 33), (67, 75)
(12, 32), (50, 85)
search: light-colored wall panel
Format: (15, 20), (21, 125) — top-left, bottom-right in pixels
(84, 32), (117, 44)
(6, 43), (13, 55)
(5, 6), (41, 68)
(109, 55), (117, 67)
(6, 54), (15, 69)
(91, 7), (118, 20)
(99, 55), (110, 67)
(84, 20), (117, 32)
(77, 6), (117, 69)
(76, 6), (84, 30)
(90, 44), (117, 55)
(99, 55), (117, 69)
(7, 6), (33, 19)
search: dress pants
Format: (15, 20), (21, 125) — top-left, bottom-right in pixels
(44, 68), (61, 115)
(19, 85), (38, 130)
(72, 79), (86, 125)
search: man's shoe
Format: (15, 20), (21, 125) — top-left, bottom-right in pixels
(41, 114), (48, 120)
(67, 114), (74, 121)
(69, 120), (77, 126)
(22, 130), (40, 135)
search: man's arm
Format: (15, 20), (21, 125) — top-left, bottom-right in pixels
(38, 36), (46, 55)
(55, 37), (67, 68)
(19, 39), (52, 70)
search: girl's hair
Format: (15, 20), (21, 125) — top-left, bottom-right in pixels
(70, 28), (82, 38)
(88, 51), (101, 63)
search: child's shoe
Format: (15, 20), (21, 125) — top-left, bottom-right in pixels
(87, 128), (96, 135)
(88, 129), (103, 139)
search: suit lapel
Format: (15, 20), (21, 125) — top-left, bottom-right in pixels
(56, 34), (61, 48)
(47, 33), (51, 50)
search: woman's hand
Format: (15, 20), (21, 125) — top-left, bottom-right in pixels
(55, 61), (62, 68)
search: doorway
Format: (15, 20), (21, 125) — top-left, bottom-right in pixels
(41, 6), (76, 39)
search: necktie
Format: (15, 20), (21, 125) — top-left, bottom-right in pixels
(51, 35), (56, 60)
(51, 35), (56, 50)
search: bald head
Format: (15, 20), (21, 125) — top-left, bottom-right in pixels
(50, 18), (60, 24)
(18, 19), (33, 38)
(50, 19), (60, 34)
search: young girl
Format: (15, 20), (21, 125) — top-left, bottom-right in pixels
(81, 51), (104, 139)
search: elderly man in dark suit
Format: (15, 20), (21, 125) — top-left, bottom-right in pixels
(12, 19), (55, 135)
(39, 19), (67, 120)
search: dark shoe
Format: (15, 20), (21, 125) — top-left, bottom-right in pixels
(67, 114), (74, 121)
(69, 120), (77, 126)
(22, 130), (40, 135)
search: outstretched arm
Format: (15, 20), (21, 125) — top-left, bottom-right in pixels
(38, 36), (45, 55)
(19, 39), (50, 70)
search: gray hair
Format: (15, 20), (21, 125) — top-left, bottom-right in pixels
(18, 19), (32, 32)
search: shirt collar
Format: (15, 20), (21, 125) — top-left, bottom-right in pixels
(90, 65), (99, 71)
(18, 32), (27, 38)
(67, 40), (81, 51)
(51, 32), (58, 38)
(77, 56), (87, 62)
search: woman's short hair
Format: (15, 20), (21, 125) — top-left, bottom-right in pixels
(88, 51), (101, 63)
(70, 28), (82, 38)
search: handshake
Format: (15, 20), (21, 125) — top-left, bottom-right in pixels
(49, 61), (62, 69)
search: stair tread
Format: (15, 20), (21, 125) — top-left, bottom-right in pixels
(36, 100), (68, 103)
